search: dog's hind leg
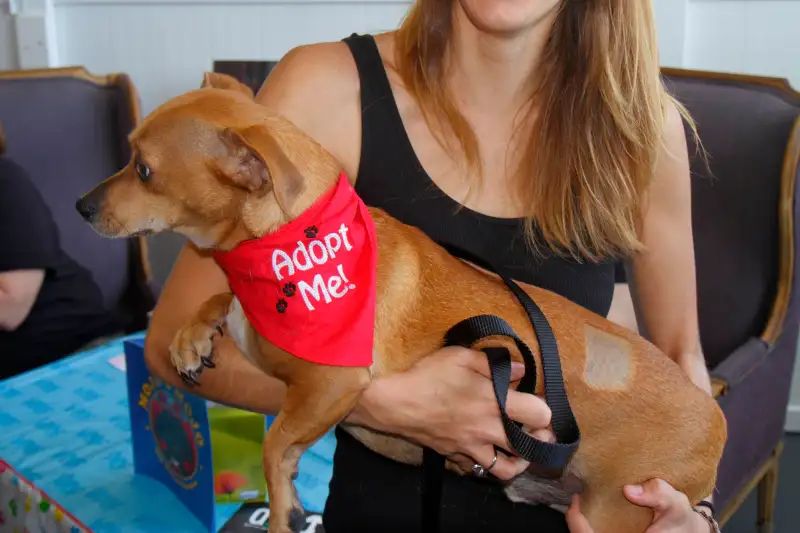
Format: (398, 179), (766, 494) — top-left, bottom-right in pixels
(262, 364), (371, 533)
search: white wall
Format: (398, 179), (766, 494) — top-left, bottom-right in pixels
(685, 0), (800, 88)
(0, 0), (19, 70)
(653, 0), (688, 68)
(54, 0), (411, 114)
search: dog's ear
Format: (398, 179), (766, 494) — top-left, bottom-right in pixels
(215, 125), (305, 212)
(200, 72), (255, 99)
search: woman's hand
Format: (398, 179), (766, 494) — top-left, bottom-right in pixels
(347, 346), (554, 480)
(565, 479), (713, 533)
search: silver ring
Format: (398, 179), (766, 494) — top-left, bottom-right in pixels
(472, 453), (497, 478)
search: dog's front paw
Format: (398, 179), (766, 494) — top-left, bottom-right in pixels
(169, 321), (223, 386)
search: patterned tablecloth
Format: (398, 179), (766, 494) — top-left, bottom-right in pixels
(0, 334), (334, 533)
(1, 459), (90, 533)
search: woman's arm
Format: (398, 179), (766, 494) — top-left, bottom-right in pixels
(627, 101), (715, 509)
(144, 244), (288, 413)
(626, 102), (711, 395)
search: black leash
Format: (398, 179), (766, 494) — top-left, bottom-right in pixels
(421, 243), (582, 533)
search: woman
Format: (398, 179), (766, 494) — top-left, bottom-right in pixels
(145, 1), (718, 531)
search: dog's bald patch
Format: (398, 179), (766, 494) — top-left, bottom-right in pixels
(583, 325), (632, 390)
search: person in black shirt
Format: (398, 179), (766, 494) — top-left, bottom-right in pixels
(0, 123), (118, 379)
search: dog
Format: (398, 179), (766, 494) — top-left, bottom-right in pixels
(76, 72), (727, 533)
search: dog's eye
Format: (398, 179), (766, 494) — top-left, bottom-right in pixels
(134, 160), (151, 182)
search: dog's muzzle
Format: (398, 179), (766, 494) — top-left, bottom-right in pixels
(75, 185), (106, 222)
(75, 196), (98, 222)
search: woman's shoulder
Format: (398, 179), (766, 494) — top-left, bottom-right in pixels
(256, 37), (382, 177)
(260, 32), (396, 97)
(264, 40), (359, 93)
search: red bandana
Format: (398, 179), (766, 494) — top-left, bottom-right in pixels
(212, 173), (377, 367)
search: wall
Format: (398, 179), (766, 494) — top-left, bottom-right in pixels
(685, 0), (800, 87)
(652, 0), (687, 68)
(53, 0), (412, 115)
(0, 0), (18, 70)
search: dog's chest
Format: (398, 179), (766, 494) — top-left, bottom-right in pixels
(226, 297), (259, 366)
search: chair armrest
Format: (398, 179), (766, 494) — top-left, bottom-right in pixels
(710, 378), (727, 398)
(709, 337), (770, 397)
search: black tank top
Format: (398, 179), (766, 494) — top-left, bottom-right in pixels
(321, 34), (613, 533)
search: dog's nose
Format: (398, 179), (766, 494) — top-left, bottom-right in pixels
(75, 197), (98, 221)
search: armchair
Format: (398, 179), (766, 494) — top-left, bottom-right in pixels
(661, 68), (800, 532)
(0, 66), (156, 336)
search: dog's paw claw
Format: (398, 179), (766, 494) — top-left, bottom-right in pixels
(180, 371), (200, 386)
(170, 321), (220, 384)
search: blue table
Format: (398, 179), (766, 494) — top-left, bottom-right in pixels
(0, 334), (334, 533)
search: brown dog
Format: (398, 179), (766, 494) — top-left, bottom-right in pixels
(76, 73), (727, 533)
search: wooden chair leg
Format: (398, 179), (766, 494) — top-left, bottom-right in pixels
(757, 441), (784, 533)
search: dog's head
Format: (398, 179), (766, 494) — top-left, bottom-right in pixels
(76, 72), (335, 250)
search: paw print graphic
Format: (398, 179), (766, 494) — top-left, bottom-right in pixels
(282, 282), (297, 297)
(304, 226), (318, 239)
(276, 298), (288, 314)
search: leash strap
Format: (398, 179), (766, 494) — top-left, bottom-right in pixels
(420, 243), (581, 532)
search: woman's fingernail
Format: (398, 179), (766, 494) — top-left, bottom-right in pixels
(511, 362), (525, 373)
(626, 485), (643, 496)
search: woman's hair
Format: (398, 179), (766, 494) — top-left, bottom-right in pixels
(0, 122), (5, 156)
(395, 0), (697, 261)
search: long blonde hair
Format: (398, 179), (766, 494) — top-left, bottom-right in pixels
(395, 0), (695, 261)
